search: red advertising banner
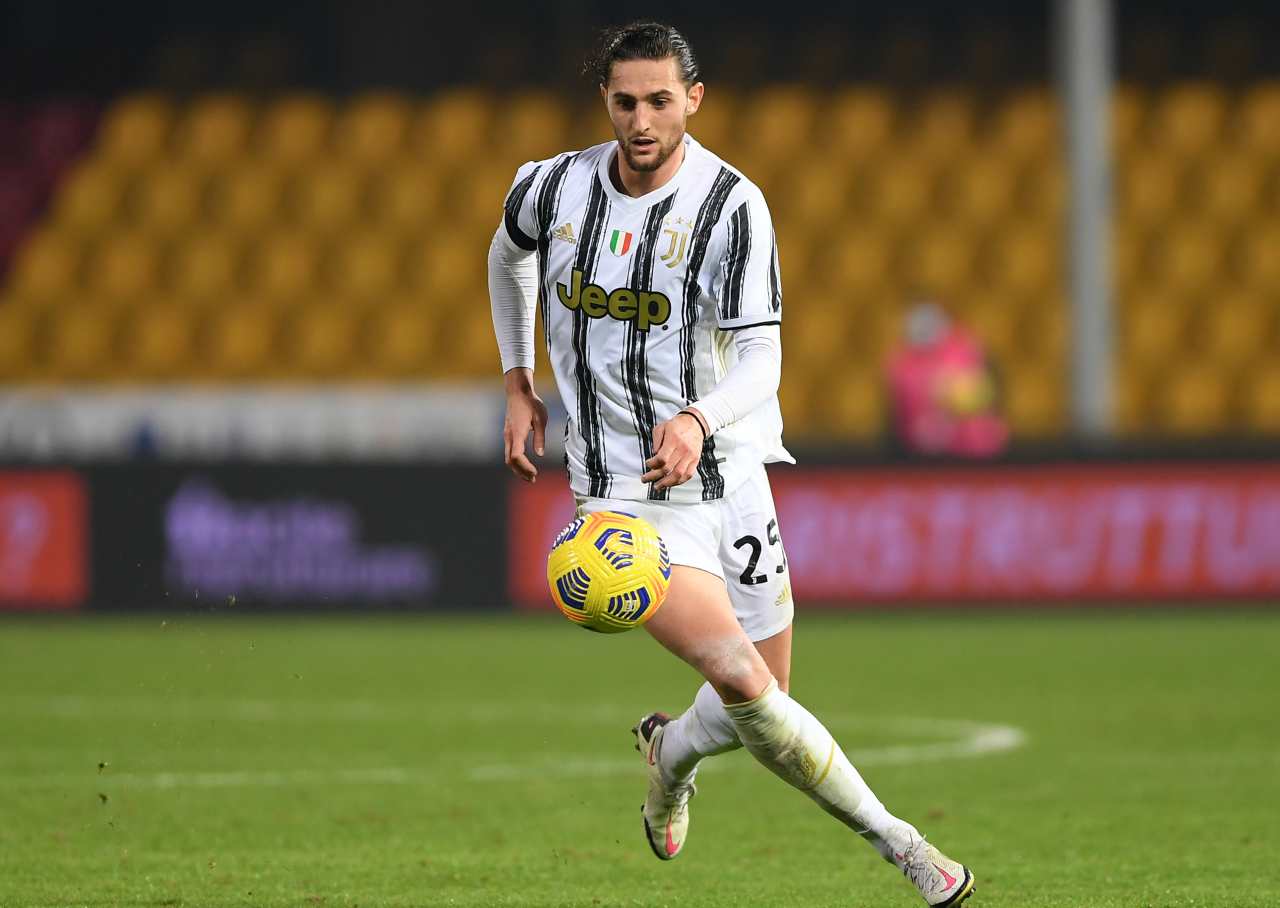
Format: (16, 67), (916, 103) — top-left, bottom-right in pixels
(0, 471), (88, 610)
(509, 464), (1280, 606)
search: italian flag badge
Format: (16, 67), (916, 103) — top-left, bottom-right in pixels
(609, 229), (633, 255)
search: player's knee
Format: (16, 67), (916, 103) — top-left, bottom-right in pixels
(696, 637), (773, 703)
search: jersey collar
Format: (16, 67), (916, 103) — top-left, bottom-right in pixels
(597, 133), (698, 207)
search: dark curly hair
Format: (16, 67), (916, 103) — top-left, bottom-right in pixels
(584, 21), (700, 87)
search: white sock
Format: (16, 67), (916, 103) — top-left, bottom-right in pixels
(658, 682), (742, 782)
(724, 679), (916, 860)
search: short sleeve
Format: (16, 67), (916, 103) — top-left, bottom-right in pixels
(501, 160), (542, 252)
(712, 187), (782, 329)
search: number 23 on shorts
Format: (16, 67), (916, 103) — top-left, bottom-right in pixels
(732, 517), (788, 586)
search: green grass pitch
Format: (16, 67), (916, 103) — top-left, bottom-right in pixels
(2, 611), (1278, 907)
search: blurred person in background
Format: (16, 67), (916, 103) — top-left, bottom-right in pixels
(886, 299), (1008, 458)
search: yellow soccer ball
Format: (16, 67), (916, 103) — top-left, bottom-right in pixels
(546, 510), (671, 633)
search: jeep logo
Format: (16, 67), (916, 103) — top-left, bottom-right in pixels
(556, 268), (672, 332)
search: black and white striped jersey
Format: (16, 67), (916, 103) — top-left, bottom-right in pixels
(502, 134), (792, 504)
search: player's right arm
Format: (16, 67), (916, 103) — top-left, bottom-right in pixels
(489, 160), (547, 482)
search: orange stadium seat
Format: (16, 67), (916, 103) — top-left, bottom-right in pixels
(826, 369), (885, 439)
(911, 91), (977, 161)
(1110, 87), (1147, 154)
(1238, 83), (1280, 154)
(1202, 293), (1275, 365)
(1157, 362), (1232, 434)
(289, 303), (359, 377)
(54, 160), (124, 234)
(369, 161), (444, 232)
(1147, 224), (1224, 295)
(946, 151), (1016, 227)
(8, 229), (81, 300)
(416, 91), (492, 164)
(1117, 154), (1183, 224)
(122, 304), (195, 379)
(815, 227), (892, 296)
(209, 163), (286, 232)
(289, 161), (364, 233)
(1004, 365), (1063, 435)
(90, 232), (159, 301)
(364, 301), (433, 378)
(132, 163), (203, 233)
(204, 303), (277, 378)
(500, 92), (571, 165)
(249, 231), (320, 300)
(45, 304), (118, 381)
(1187, 153), (1263, 225)
(330, 232), (401, 300)
(983, 223), (1057, 297)
(0, 302), (36, 380)
(1244, 364), (1280, 433)
(746, 86), (815, 166)
(900, 227), (974, 298)
(1150, 84), (1227, 159)
(1123, 291), (1190, 366)
(993, 90), (1058, 163)
(687, 89), (735, 152)
(1239, 220), (1280, 291)
(868, 153), (934, 225)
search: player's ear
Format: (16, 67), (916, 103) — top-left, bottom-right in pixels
(599, 83), (608, 105)
(686, 82), (705, 115)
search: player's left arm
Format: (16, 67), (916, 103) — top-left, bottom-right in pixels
(644, 187), (783, 491)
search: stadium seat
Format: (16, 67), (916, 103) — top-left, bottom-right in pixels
(983, 223), (1057, 297)
(45, 304), (118, 380)
(992, 90), (1058, 163)
(1203, 293), (1274, 365)
(1239, 220), (1280, 291)
(687, 90), (735, 151)
(289, 303), (359, 377)
(330, 232), (400, 299)
(964, 296), (1021, 363)
(369, 161), (443, 231)
(774, 157), (852, 229)
(259, 96), (333, 166)
(825, 88), (894, 160)
(122, 304), (195, 379)
(364, 301), (433, 378)
(97, 95), (173, 167)
(1187, 153), (1262, 225)
(170, 232), (241, 302)
(947, 151), (1016, 226)
(0, 302), (35, 379)
(900, 227), (974, 298)
(869, 153), (934, 225)
(205, 303), (277, 377)
(1158, 362), (1232, 434)
(53, 161), (124, 234)
(336, 94), (411, 167)
(1111, 87), (1147, 154)
(815, 227), (892, 295)
(500, 92), (570, 165)
(1238, 82), (1280, 154)
(290, 161), (363, 233)
(826, 369), (884, 439)
(431, 302), (499, 376)
(90, 232), (159, 301)
(7, 228), (81, 299)
(416, 90), (492, 164)
(1004, 365), (1063, 435)
(132, 163), (203, 233)
(1123, 292), (1189, 366)
(249, 232), (319, 300)
(1147, 224), (1223, 294)
(1151, 84), (1227, 159)
(1244, 364), (1280, 432)
(177, 95), (252, 171)
(1118, 154), (1183, 224)
(209, 163), (285, 232)
(747, 86), (815, 165)
(911, 91), (976, 161)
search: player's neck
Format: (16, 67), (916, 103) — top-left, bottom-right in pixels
(611, 139), (686, 198)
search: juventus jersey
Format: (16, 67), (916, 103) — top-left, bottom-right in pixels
(502, 134), (792, 504)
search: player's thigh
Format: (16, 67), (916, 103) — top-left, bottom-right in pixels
(643, 564), (772, 703)
(720, 466), (795, 651)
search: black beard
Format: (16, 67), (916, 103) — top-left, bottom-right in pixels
(621, 137), (675, 173)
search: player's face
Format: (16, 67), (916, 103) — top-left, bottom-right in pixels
(602, 57), (704, 173)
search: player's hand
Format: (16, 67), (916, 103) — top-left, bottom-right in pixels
(642, 411), (706, 491)
(503, 369), (548, 483)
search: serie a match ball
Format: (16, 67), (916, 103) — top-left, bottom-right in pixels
(546, 511), (671, 633)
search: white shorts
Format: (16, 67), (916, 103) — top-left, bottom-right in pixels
(576, 465), (794, 642)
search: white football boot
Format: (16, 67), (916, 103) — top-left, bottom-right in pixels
(892, 832), (976, 906)
(631, 712), (695, 860)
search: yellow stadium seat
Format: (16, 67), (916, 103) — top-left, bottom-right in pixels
(901, 227), (974, 298)
(365, 301), (433, 378)
(687, 90), (735, 151)
(816, 228), (892, 296)
(1123, 291), (1189, 365)
(868, 153), (933, 225)
(1111, 223), (1143, 296)
(825, 88), (894, 160)
(1111, 86), (1147, 154)
(90, 232), (158, 301)
(248, 232), (319, 300)
(827, 369), (884, 439)
(452, 161), (522, 228)
(336, 94), (412, 167)
(774, 157), (851, 229)
(1239, 220), (1280, 291)
(0, 303), (36, 380)
(1151, 84), (1226, 158)
(1017, 159), (1065, 222)
(411, 230), (483, 302)
(1117, 155), (1183, 224)
(993, 90), (1058, 163)
(745, 86), (814, 164)
(290, 162), (363, 233)
(209, 163), (285, 232)
(205, 303), (277, 377)
(54, 161), (125, 234)
(416, 90), (492, 164)
(260, 96), (333, 165)
(122, 304), (195, 378)
(431, 301), (498, 377)
(948, 151), (1016, 226)
(177, 95), (253, 171)
(1147, 224), (1223, 294)
(331, 232), (400, 299)
(1113, 361), (1153, 433)
(1004, 365), (1063, 436)
(783, 306), (850, 368)
(777, 371), (815, 437)
(133, 163), (203, 233)
(1244, 364), (1280, 433)
(911, 91), (976, 160)
(369, 161), (443, 231)
(290, 304), (359, 377)
(8, 229), (81, 299)
(46, 305), (118, 381)
(1021, 297), (1067, 362)
(1202, 293), (1273, 365)
(170, 233), (241, 302)
(984, 224), (1057, 297)
(1239, 83), (1280, 154)
(98, 95), (174, 167)
(500, 92), (570, 165)
(964, 296), (1021, 362)
(1158, 362), (1231, 435)
(1186, 154), (1262, 225)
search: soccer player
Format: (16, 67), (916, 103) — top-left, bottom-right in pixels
(487, 21), (974, 906)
